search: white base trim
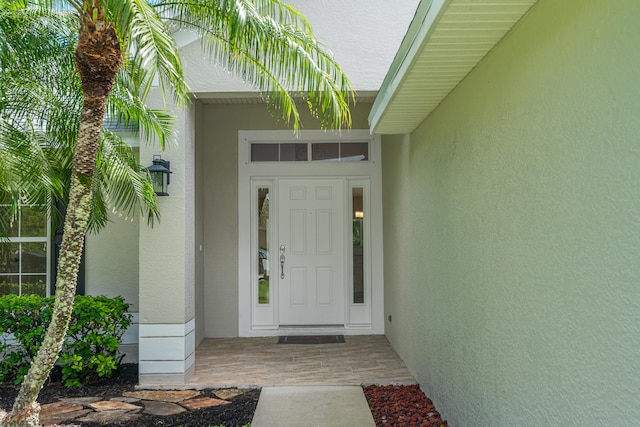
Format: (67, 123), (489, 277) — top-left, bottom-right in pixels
(138, 319), (196, 383)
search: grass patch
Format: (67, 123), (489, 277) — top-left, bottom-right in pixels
(258, 279), (269, 304)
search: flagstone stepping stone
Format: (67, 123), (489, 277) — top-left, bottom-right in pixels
(123, 389), (201, 403)
(111, 396), (141, 403)
(180, 397), (230, 411)
(59, 396), (101, 404)
(40, 408), (92, 425)
(76, 411), (142, 423)
(142, 399), (188, 416)
(40, 401), (84, 418)
(214, 388), (245, 400)
(87, 400), (142, 411)
(40, 402), (92, 424)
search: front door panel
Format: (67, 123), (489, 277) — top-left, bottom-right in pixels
(278, 179), (344, 325)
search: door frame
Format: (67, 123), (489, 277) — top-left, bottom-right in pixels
(238, 130), (384, 336)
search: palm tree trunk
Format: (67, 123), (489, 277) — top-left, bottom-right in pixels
(2, 15), (122, 427)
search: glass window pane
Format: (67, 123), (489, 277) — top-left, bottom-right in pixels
(258, 187), (270, 304)
(251, 144), (279, 162)
(0, 205), (18, 237)
(352, 187), (364, 304)
(21, 242), (47, 273)
(280, 143), (308, 161)
(341, 143), (368, 161)
(0, 275), (19, 296)
(21, 206), (47, 236)
(20, 275), (46, 296)
(0, 242), (19, 273)
(312, 143), (340, 162)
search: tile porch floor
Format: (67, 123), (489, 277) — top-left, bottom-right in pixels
(185, 335), (416, 388)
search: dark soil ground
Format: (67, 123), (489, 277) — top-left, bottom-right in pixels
(1, 365), (448, 426)
(0, 365), (258, 427)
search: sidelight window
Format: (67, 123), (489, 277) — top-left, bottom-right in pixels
(257, 187), (270, 304)
(352, 187), (364, 304)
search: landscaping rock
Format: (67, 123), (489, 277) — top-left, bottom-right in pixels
(214, 388), (245, 400)
(76, 411), (142, 424)
(180, 397), (230, 411)
(142, 400), (187, 416)
(40, 401), (84, 418)
(87, 400), (142, 412)
(122, 389), (201, 403)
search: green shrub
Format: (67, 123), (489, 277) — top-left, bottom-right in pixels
(0, 294), (132, 387)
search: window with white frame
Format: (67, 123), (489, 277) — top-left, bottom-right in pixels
(0, 204), (49, 296)
(250, 141), (369, 163)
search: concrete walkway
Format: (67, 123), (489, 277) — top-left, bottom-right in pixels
(251, 386), (376, 427)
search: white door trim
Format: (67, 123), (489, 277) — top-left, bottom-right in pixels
(238, 130), (384, 337)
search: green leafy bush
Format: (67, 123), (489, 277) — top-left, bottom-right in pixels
(0, 294), (132, 387)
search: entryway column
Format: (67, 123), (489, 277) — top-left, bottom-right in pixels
(138, 90), (196, 384)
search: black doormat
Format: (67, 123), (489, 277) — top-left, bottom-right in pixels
(278, 335), (345, 344)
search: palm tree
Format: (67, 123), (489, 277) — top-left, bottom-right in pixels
(0, 7), (169, 232)
(0, 0), (352, 425)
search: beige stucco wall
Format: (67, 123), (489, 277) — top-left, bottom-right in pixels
(138, 91), (196, 326)
(85, 215), (139, 310)
(199, 102), (373, 337)
(382, 0), (640, 425)
(85, 146), (140, 311)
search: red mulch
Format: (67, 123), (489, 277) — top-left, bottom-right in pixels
(363, 384), (448, 427)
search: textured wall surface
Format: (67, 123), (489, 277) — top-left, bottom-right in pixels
(138, 91), (193, 325)
(382, 0), (640, 425)
(182, 0), (421, 93)
(85, 215), (139, 310)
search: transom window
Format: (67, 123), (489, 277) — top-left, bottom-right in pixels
(0, 204), (49, 296)
(250, 142), (368, 163)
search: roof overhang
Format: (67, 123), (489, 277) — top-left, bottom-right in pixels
(193, 91), (378, 105)
(369, 0), (538, 135)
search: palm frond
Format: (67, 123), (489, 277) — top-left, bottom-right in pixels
(156, 0), (353, 130)
(94, 129), (159, 231)
(106, 0), (190, 107)
(108, 68), (176, 150)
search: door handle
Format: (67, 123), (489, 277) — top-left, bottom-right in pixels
(279, 245), (285, 279)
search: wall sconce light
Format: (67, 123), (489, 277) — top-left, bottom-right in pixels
(147, 155), (172, 196)
(354, 211), (364, 219)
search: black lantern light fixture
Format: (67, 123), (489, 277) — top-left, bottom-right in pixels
(147, 155), (172, 196)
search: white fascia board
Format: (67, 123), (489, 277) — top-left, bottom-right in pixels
(173, 30), (200, 49)
(368, 0), (449, 134)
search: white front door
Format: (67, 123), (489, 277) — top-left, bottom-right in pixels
(278, 178), (345, 325)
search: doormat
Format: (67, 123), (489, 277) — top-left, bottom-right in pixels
(278, 335), (345, 344)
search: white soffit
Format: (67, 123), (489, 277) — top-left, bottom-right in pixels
(195, 91), (378, 105)
(369, 0), (538, 135)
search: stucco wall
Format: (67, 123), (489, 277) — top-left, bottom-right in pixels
(200, 102), (373, 337)
(139, 91), (195, 326)
(85, 216), (139, 310)
(382, 1), (640, 425)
